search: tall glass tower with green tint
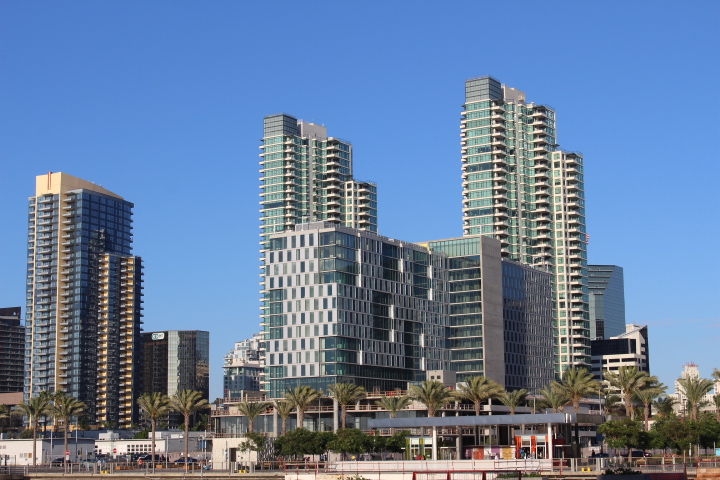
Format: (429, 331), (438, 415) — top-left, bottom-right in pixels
(260, 114), (378, 249)
(461, 77), (590, 375)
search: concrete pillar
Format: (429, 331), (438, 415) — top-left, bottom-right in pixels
(333, 399), (339, 432)
(547, 424), (553, 460)
(432, 426), (438, 461)
(272, 407), (278, 437)
(456, 434), (463, 460)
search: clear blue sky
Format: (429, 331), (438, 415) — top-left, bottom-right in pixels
(1, 1), (718, 399)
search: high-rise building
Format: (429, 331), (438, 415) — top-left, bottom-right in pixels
(461, 76), (590, 374)
(259, 114), (378, 249)
(223, 333), (264, 399)
(25, 172), (143, 427)
(263, 222), (449, 399)
(588, 265), (625, 339)
(0, 307), (24, 393)
(420, 236), (554, 392)
(259, 114), (379, 385)
(590, 324), (649, 380)
(142, 330), (210, 400)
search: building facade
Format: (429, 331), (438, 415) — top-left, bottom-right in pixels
(25, 172), (143, 427)
(418, 236), (554, 392)
(142, 330), (210, 400)
(223, 333), (264, 399)
(590, 324), (649, 380)
(461, 76), (590, 374)
(263, 222), (450, 399)
(0, 307), (24, 393)
(588, 265), (625, 339)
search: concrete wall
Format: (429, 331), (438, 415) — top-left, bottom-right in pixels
(480, 236), (505, 386)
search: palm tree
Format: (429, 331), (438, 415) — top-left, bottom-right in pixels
(713, 395), (720, 422)
(603, 366), (654, 421)
(48, 392), (87, 464)
(558, 368), (601, 415)
(376, 395), (412, 433)
(498, 389), (528, 414)
(557, 367), (600, 458)
(236, 400), (269, 433)
(601, 391), (623, 416)
(284, 386), (322, 429)
(455, 376), (504, 415)
(170, 390), (210, 469)
(677, 376), (714, 420)
(327, 383), (366, 429)
(137, 392), (172, 467)
(653, 396), (677, 418)
(538, 385), (570, 413)
(18, 395), (50, 465)
(408, 380), (456, 417)
(711, 368), (720, 382)
(273, 400), (294, 435)
(633, 386), (665, 431)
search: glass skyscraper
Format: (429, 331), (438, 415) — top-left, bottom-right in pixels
(461, 76), (590, 374)
(260, 114), (378, 248)
(588, 265), (625, 339)
(141, 330), (210, 400)
(0, 307), (24, 393)
(25, 172), (143, 427)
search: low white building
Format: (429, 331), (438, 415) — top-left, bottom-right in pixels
(0, 431), (210, 465)
(94, 431), (208, 460)
(0, 438), (95, 465)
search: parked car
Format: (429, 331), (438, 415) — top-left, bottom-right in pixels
(81, 459), (99, 469)
(137, 454), (164, 462)
(593, 453), (610, 458)
(51, 457), (66, 466)
(631, 450), (652, 458)
(173, 457), (199, 464)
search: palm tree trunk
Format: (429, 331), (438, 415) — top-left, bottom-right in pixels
(184, 415), (190, 469)
(624, 396), (633, 420)
(282, 418), (287, 435)
(341, 406), (347, 429)
(32, 417), (37, 466)
(644, 404), (650, 431)
(63, 422), (69, 465)
(151, 419), (156, 468)
(298, 409), (304, 429)
(475, 403), (481, 415)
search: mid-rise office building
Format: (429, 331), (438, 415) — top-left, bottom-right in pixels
(461, 76), (590, 374)
(0, 307), (24, 393)
(588, 265), (625, 339)
(263, 222), (449, 399)
(142, 330), (210, 400)
(419, 236), (554, 392)
(25, 172), (143, 427)
(223, 333), (264, 399)
(590, 324), (649, 380)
